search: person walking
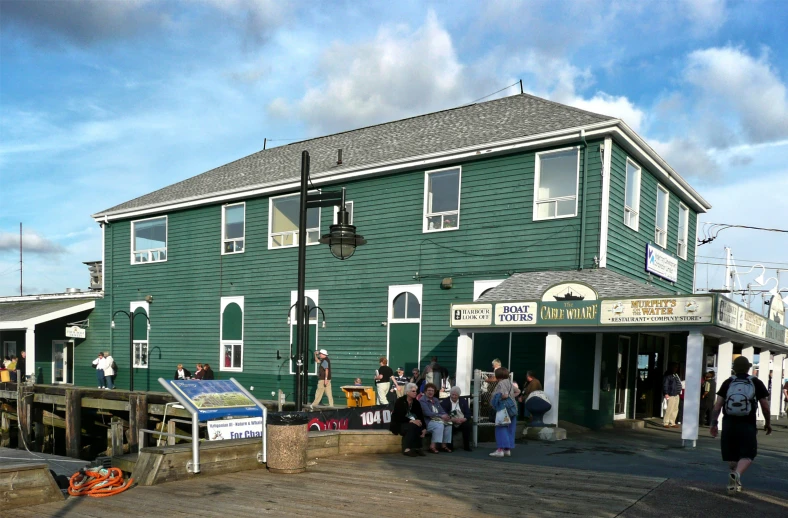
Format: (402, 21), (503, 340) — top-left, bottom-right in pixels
(92, 352), (106, 388)
(310, 349), (334, 409)
(710, 356), (771, 494)
(102, 351), (115, 389)
(701, 371), (716, 425)
(374, 357), (394, 405)
(490, 367), (519, 457)
(662, 362), (682, 428)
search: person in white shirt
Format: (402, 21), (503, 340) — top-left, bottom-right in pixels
(92, 352), (106, 388)
(102, 352), (115, 389)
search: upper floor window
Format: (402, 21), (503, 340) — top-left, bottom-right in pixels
(534, 148), (579, 220)
(269, 194), (319, 249)
(624, 159), (641, 231)
(677, 203), (689, 259)
(221, 297), (244, 372)
(424, 167), (460, 232)
(655, 185), (669, 248)
(131, 216), (167, 264)
(222, 203), (245, 254)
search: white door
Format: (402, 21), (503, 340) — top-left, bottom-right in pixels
(52, 340), (74, 384)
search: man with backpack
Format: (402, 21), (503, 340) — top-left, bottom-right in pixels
(662, 362), (682, 428)
(709, 356), (771, 495)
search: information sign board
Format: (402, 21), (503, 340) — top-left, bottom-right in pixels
(600, 296), (712, 325)
(166, 380), (262, 420)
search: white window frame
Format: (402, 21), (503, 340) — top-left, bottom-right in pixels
(333, 200), (354, 225)
(131, 215), (168, 264)
(268, 194), (321, 249)
(220, 296), (244, 372)
(423, 167), (461, 233)
(386, 284), (423, 371)
(677, 203), (689, 260)
(473, 279), (505, 301)
(221, 202), (245, 255)
(289, 290), (319, 375)
(655, 184), (669, 248)
(533, 147), (580, 221)
(624, 158), (641, 231)
(130, 301), (150, 369)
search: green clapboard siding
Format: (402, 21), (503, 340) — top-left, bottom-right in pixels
(606, 143), (696, 293)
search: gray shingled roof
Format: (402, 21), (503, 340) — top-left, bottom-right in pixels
(96, 94), (615, 217)
(477, 269), (674, 302)
(0, 299), (94, 323)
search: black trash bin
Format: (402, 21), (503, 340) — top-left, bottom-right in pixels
(266, 412), (309, 474)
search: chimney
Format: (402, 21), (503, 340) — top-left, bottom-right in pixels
(337, 148), (343, 165)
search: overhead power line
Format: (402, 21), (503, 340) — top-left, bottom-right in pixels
(698, 221), (788, 246)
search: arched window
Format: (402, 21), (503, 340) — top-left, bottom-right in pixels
(392, 292), (420, 319)
(131, 304), (149, 368)
(221, 297), (244, 371)
(290, 290), (320, 374)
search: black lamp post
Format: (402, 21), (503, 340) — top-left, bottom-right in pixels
(288, 302), (326, 406)
(293, 150), (365, 410)
(111, 309), (150, 392)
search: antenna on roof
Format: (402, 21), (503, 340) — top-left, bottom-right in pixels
(263, 138), (267, 150)
(520, 79), (523, 94)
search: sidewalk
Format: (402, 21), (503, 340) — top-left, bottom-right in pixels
(467, 418), (788, 494)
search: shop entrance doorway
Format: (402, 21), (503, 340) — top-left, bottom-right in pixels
(635, 334), (667, 419)
(614, 336), (633, 419)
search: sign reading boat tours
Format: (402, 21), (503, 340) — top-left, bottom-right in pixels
(451, 304), (492, 326)
(646, 244), (678, 283)
(494, 302), (537, 325)
(600, 296), (713, 325)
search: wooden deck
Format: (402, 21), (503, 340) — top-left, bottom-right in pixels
(15, 454), (664, 517)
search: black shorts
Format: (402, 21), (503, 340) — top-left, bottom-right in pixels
(720, 419), (758, 462)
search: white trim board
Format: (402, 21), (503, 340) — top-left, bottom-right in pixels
(0, 301), (96, 330)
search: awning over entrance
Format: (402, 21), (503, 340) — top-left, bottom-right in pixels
(451, 269), (788, 447)
(0, 296), (97, 379)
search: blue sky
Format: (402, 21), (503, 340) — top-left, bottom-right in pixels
(1, 0), (788, 310)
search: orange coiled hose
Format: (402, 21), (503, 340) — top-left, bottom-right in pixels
(68, 467), (135, 497)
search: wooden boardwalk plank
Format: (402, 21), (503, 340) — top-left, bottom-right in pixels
(13, 454), (664, 517)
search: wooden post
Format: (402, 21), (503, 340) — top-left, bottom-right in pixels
(64, 388), (82, 459)
(110, 417), (124, 456)
(17, 385), (33, 450)
(167, 420), (176, 446)
(129, 393), (148, 453)
(0, 411), (10, 447)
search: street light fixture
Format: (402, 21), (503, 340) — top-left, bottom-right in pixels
(293, 150), (365, 410)
(111, 309), (150, 392)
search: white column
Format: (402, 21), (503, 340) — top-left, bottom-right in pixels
(741, 346), (755, 374)
(771, 354), (784, 420)
(543, 332), (562, 426)
(25, 326), (35, 379)
(757, 349), (770, 423)
(681, 330), (704, 447)
(456, 330), (474, 396)
(592, 333), (603, 410)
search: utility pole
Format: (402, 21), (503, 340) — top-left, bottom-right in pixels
(19, 222), (23, 296)
(723, 246), (732, 298)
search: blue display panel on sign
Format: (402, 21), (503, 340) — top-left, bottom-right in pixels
(164, 379), (263, 420)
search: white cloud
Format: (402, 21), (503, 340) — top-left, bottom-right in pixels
(685, 46), (788, 144)
(570, 93), (645, 132)
(679, 0), (727, 33)
(0, 230), (65, 255)
(272, 11), (477, 135)
(650, 137), (720, 179)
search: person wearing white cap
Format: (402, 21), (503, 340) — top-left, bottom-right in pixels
(310, 349), (334, 409)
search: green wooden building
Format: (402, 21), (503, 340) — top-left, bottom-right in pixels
(19, 93), (787, 440)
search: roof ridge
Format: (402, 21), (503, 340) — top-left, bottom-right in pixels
(517, 92), (615, 121)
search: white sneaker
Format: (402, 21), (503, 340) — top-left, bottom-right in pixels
(504, 450), (511, 457)
(728, 472), (740, 494)
(489, 450), (504, 457)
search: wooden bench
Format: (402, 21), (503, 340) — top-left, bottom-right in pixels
(0, 462), (65, 508)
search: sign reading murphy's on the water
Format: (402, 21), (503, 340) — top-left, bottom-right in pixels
(600, 296), (713, 325)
